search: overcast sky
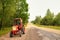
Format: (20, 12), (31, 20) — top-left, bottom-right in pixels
(26, 0), (60, 22)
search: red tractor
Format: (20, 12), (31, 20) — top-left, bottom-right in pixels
(10, 18), (25, 37)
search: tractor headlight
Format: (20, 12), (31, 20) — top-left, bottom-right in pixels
(12, 26), (16, 30)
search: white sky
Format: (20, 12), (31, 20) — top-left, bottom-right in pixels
(26, 0), (60, 22)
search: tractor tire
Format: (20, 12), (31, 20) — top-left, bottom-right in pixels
(10, 32), (13, 37)
(19, 30), (22, 37)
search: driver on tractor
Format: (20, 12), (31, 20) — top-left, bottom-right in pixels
(15, 18), (25, 34)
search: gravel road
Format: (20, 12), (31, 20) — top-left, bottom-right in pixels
(0, 23), (60, 40)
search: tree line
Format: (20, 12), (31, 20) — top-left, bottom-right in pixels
(31, 9), (60, 26)
(0, 0), (29, 29)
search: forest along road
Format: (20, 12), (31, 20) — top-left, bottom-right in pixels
(0, 23), (60, 40)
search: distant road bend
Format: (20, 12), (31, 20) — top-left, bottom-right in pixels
(0, 23), (60, 40)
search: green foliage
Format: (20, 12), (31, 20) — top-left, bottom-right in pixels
(41, 9), (54, 25)
(53, 13), (60, 26)
(32, 9), (54, 25)
(31, 9), (60, 26)
(14, 0), (29, 24)
(31, 21), (35, 24)
(31, 16), (42, 24)
(0, 0), (29, 29)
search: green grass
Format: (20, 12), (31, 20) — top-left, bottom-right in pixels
(0, 27), (11, 37)
(34, 24), (60, 30)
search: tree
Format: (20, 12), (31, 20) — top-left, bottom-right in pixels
(53, 12), (60, 26)
(14, 0), (29, 24)
(41, 9), (54, 25)
(0, 0), (16, 27)
(0, 0), (2, 29)
(31, 16), (42, 24)
(0, 0), (29, 29)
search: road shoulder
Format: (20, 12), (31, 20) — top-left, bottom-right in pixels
(33, 25), (60, 35)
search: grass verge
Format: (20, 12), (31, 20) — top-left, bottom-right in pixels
(34, 24), (60, 30)
(0, 27), (11, 37)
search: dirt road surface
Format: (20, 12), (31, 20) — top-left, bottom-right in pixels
(0, 23), (60, 40)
